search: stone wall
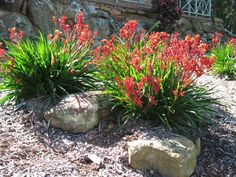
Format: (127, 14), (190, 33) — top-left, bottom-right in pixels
(0, 0), (228, 41)
(0, 0), (156, 40)
(175, 15), (227, 42)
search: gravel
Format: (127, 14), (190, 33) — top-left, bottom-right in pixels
(0, 74), (236, 177)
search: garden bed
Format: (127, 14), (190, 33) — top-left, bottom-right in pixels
(0, 74), (235, 177)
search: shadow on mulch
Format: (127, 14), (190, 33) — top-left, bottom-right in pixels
(21, 98), (236, 177)
(192, 106), (236, 177)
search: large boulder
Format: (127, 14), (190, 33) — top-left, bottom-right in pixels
(43, 91), (111, 133)
(128, 131), (197, 177)
(27, 0), (57, 34)
(0, 0), (25, 12)
(0, 10), (35, 40)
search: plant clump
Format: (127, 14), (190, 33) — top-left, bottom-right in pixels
(0, 12), (97, 104)
(211, 32), (236, 79)
(93, 20), (216, 135)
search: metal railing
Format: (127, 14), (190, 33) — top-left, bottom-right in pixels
(88, 0), (212, 17)
(179, 0), (211, 17)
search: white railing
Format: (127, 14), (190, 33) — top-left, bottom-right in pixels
(179, 0), (211, 17)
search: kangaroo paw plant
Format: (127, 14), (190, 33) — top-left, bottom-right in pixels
(211, 32), (236, 79)
(93, 20), (216, 135)
(0, 12), (97, 105)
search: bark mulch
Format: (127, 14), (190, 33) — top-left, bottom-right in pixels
(0, 74), (235, 177)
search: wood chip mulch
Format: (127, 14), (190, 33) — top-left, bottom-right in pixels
(0, 74), (236, 177)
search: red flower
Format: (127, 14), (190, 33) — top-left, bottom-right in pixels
(52, 16), (57, 24)
(230, 38), (236, 45)
(138, 76), (146, 92)
(76, 11), (84, 27)
(47, 34), (53, 40)
(8, 27), (24, 43)
(173, 90), (178, 96)
(124, 77), (135, 98)
(124, 77), (143, 107)
(69, 69), (76, 75)
(0, 48), (6, 58)
(153, 78), (160, 94)
(130, 52), (141, 72)
(10, 57), (14, 67)
(119, 20), (138, 41)
(211, 32), (223, 46)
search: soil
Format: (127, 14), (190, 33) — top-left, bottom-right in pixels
(0, 74), (236, 177)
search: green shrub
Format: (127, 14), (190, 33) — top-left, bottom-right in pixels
(93, 20), (217, 135)
(0, 13), (97, 105)
(211, 33), (236, 79)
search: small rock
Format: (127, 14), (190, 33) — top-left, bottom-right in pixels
(87, 154), (102, 164)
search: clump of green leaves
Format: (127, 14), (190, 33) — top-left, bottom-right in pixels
(211, 33), (236, 79)
(0, 12), (97, 105)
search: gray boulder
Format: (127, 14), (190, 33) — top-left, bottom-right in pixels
(0, 0), (25, 12)
(0, 10), (35, 40)
(27, 0), (57, 34)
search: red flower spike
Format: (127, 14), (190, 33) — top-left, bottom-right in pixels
(47, 34), (53, 40)
(230, 38), (236, 45)
(124, 77), (135, 98)
(0, 48), (6, 58)
(52, 16), (57, 24)
(76, 12), (84, 27)
(119, 20), (138, 41)
(10, 57), (14, 68)
(8, 27), (24, 43)
(173, 90), (178, 96)
(153, 78), (160, 94)
(69, 69), (76, 75)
